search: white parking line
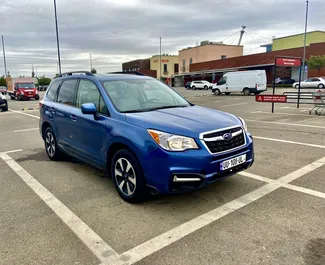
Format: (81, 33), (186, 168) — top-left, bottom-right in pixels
(14, 128), (39, 133)
(254, 136), (325, 149)
(246, 119), (325, 129)
(0, 153), (119, 262)
(102, 156), (325, 265)
(219, 102), (248, 108)
(9, 109), (40, 119)
(251, 111), (325, 118)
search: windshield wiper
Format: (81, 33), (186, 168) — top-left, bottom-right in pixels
(121, 105), (189, 113)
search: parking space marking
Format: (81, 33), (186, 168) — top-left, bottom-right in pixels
(102, 156), (325, 265)
(0, 153), (119, 262)
(0, 149), (23, 155)
(246, 119), (325, 129)
(9, 109), (40, 119)
(14, 128), (39, 133)
(251, 111), (325, 118)
(219, 102), (248, 108)
(254, 136), (325, 149)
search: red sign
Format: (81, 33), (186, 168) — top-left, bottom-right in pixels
(256, 95), (287, 103)
(276, 57), (301, 67)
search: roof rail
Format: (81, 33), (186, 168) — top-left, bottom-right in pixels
(59, 71), (94, 77)
(107, 71), (146, 76)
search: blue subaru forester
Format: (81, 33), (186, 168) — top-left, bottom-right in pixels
(39, 71), (254, 202)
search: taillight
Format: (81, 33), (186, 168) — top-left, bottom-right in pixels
(256, 83), (258, 88)
(39, 100), (44, 108)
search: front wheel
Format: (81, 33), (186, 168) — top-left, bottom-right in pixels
(111, 149), (147, 203)
(213, 89), (221, 96)
(295, 84), (300, 89)
(192, 86), (196, 90)
(44, 127), (63, 161)
(35, 95), (40, 100)
(204, 85), (208, 90)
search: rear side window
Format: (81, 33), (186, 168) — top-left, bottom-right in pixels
(57, 79), (78, 106)
(47, 81), (61, 101)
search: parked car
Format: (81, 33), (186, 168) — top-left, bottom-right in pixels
(292, 77), (325, 89)
(39, 71), (254, 203)
(0, 86), (7, 95)
(273, 77), (295, 84)
(0, 93), (8, 112)
(185, 82), (191, 89)
(190, 80), (212, 90)
(212, 70), (267, 96)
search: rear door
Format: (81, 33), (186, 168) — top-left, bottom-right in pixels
(53, 78), (78, 152)
(69, 79), (111, 167)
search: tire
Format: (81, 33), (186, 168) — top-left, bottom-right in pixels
(318, 84), (325, 89)
(295, 84), (299, 89)
(44, 127), (63, 161)
(10, 96), (15, 100)
(2, 103), (8, 112)
(192, 86), (196, 90)
(18, 95), (23, 101)
(225, 92), (231, 95)
(214, 89), (221, 96)
(111, 149), (147, 203)
(204, 85), (208, 90)
(35, 95), (40, 100)
(243, 88), (251, 96)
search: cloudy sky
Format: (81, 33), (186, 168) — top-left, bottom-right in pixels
(0, 0), (324, 77)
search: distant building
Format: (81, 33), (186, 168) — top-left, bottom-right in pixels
(122, 58), (156, 78)
(261, 30), (325, 52)
(149, 55), (179, 81)
(178, 41), (243, 74)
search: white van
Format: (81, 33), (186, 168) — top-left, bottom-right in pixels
(212, 70), (267, 96)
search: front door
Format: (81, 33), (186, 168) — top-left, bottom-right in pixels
(69, 79), (111, 167)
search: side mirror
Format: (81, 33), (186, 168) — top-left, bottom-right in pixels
(81, 103), (99, 120)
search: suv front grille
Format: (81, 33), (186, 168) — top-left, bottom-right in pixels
(202, 126), (245, 154)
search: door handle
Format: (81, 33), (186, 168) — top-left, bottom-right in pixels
(51, 107), (56, 112)
(70, 114), (77, 121)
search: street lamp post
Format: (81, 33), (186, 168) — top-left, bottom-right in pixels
(159, 37), (162, 80)
(54, 0), (62, 74)
(301, 0), (309, 80)
(90, 53), (92, 71)
(2, 35), (7, 77)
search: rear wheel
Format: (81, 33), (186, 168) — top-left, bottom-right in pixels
(318, 84), (325, 89)
(111, 149), (147, 203)
(192, 86), (196, 90)
(44, 127), (63, 161)
(10, 96), (15, 100)
(204, 85), (208, 90)
(2, 102), (8, 111)
(243, 88), (251, 96)
(295, 84), (300, 89)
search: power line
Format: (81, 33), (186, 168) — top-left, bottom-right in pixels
(221, 30), (240, 43)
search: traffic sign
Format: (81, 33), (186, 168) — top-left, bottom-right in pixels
(256, 95), (287, 103)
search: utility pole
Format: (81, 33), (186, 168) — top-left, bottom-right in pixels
(159, 37), (162, 80)
(90, 53), (92, 71)
(2, 35), (8, 77)
(301, 0), (309, 80)
(53, 0), (61, 74)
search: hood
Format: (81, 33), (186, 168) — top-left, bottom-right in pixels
(125, 105), (241, 138)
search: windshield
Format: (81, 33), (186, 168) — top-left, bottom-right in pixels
(17, 83), (35, 89)
(102, 79), (191, 113)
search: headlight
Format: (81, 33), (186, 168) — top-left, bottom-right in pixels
(20, 91), (24, 95)
(238, 117), (247, 132)
(148, 130), (198, 151)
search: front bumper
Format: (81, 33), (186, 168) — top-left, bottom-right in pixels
(142, 133), (254, 194)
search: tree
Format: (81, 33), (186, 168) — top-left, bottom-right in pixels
(0, 76), (6, 87)
(307, 55), (325, 76)
(37, 75), (52, 86)
(91, 68), (97, 74)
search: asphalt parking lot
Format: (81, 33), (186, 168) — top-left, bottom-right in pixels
(1, 89), (325, 265)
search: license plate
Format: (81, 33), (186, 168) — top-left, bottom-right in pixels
(221, 154), (246, 171)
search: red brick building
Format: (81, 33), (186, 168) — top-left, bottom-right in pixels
(173, 42), (325, 86)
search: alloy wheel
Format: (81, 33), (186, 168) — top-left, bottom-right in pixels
(45, 132), (56, 157)
(114, 158), (137, 196)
